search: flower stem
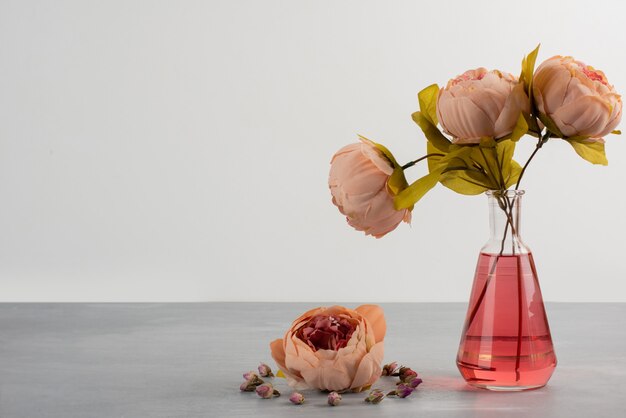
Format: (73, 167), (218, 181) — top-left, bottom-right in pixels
(515, 132), (550, 190)
(401, 153), (445, 170)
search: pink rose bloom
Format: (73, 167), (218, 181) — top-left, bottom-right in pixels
(533, 56), (622, 141)
(437, 68), (529, 144)
(329, 138), (411, 238)
(270, 305), (386, 392)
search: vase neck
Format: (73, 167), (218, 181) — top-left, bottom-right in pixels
(484, 190), (527, 255)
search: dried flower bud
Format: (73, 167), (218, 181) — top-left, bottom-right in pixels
(256, 383), (277, 399)
(327, 391), (342, 406)
(258, 362), (274, 377)
(239, 374), (264, 391)
(398, 367), (418, 382)
(240, 381), (253, 392)
(243, 371), (258, 381)
(405, 376), (423, 389)
(289, 392), (305, 405)
(381, 362), (398, 376)
(388, 383), (414, 398)
(364, 389), (385, 404)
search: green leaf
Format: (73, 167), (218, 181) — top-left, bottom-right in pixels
(412, 111), (451, 152)
(537, 113), (563, 138)
(387, 167), (409, 196)
(612, 130), (621, 135)
(394, 168), (443, 210)
(425, 142), (490, 194)
(520, 44), (540, 96)
(510, 113), (529, 142)
(439, 170), (489, 195)
(357, 134), (401, 168)
(505, 159), (523, 189)
(568, 139), (608, 165)
(418, 84), (439, 126)
(479, 137), (497, 148)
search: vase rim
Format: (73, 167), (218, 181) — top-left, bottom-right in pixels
(485, 189), (525, 197)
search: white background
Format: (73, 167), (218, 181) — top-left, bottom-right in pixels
(1, 0), (625, 302)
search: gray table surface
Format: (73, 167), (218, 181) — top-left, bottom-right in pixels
(0, 303), (625, 418)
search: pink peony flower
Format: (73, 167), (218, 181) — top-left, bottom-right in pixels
(270, 305), (386, 392)
(329, 138), (411, 238)
(437, 68), (529, 143)
(533, 56), (622, 140)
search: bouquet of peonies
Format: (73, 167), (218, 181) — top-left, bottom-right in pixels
(329, 46), (622, 237)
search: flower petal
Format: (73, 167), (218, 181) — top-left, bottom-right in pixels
(349, 342), (384, 391)
(355, 305), (386, 343)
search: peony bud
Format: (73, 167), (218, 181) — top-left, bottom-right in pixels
(258, 363), (274, 378)
(255, 383), (279, 399)
(437, 68), (529, 143)
(388, 383), (414, 398)
(327, 391), (342, 406)
(381, 362), (399, 376)
(329, 138), (411, 239)
(364, 389), (385, 404)
(533, 56), (622, 140)
(289, 392), (305, 405)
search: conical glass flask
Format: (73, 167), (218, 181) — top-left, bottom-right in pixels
(456, 190), (557, 391)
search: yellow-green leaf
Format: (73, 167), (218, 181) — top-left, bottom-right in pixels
(394, 168), (444, 210)
(357, 134), (400, 168)
(412, 111), (450, 152)
(440, 170), (489, 195)
(612, 130), (621, 135)
(276, 370), (286, 378)
(537, 113), (563, 138)
(505, 159), (523, 189)
(387, 167), (409, 196)
(418, 84), (439, 126)
(510, 113), (529, 142)
(568, 139), (608, 165)
(479, 137), (497, 148)
(520, 44), (540, 96)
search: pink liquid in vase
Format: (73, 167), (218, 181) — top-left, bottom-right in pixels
(457, 252), (557, 390)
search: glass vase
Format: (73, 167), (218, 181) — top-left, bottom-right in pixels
(456, 190), (557, 391)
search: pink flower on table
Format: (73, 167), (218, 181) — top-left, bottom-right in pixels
(329, 138), (411, 238)
(437, 68), (529, 143)
(533, 56), (622, 141)
(270, 305), (386, 392)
